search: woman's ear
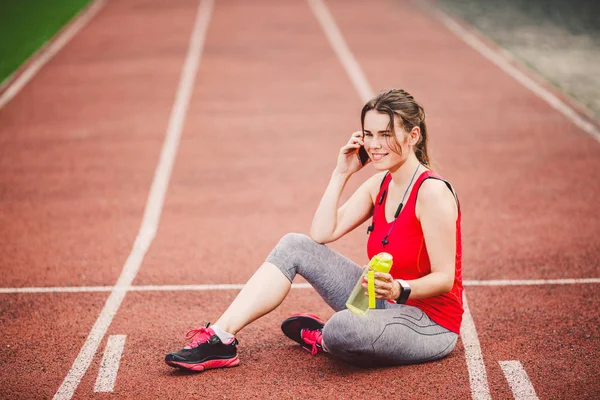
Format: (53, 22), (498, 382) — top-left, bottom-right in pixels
(409, 126), (421, 145)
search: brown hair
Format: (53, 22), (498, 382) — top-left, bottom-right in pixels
(360, 89), (430, 166)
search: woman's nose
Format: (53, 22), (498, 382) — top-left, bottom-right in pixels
(368, 137), (383, 149)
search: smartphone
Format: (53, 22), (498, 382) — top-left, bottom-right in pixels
(357, 146), (370, 165)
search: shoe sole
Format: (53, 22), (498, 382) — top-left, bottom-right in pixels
(281, 313), (325, 351)
(165, 355), (240, 372)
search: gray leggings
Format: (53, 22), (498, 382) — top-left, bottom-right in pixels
(266, 233), (458, 367)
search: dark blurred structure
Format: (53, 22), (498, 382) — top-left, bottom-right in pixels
(436, 0), (600, 117)
(437, 0), (600, 36)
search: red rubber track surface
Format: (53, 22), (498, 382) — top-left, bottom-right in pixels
(0, 0), (598, 399)
(325, 0), (600, 280)
(0, 0), (199, 288)
(468, 285), (599, 399)
(74, 291), (470, 399)
(0, 293), (107, 398)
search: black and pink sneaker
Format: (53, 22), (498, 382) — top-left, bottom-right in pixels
(281, 313), (325, 355)
(165, 323), (239, 372)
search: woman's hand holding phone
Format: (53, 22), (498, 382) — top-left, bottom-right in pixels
(336, 131), (370, 175)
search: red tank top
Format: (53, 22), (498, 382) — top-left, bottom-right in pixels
(366, 170), (464, 334)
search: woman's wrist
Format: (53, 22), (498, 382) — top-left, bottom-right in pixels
(332, 168), (352, 180)
(391, 280), (401, 301)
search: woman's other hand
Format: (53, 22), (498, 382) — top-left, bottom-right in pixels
(361, 271), (400, 301)
(336, 131), (368, 176)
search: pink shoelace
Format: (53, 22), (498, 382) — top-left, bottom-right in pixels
(184, 325), (214, 349)
(301, 328), (323, 355)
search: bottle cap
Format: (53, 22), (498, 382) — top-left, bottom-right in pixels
(368, 252), (393, 273)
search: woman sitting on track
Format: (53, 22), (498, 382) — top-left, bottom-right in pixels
(165, 88), (463, 371)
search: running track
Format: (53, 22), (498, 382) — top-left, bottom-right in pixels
(0, 0), (599, 399)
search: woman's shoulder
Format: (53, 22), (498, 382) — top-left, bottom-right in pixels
(367, 171), (390, 191)
(418, 178), (454, 200)
(361, 171), (389, 203)
(418, 171), (457, 199)
(416, 175), (458, 219)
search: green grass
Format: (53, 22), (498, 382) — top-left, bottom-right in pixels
(0, 0), (93, 86)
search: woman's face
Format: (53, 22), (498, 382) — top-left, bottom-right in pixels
(363, 110), (410, 170)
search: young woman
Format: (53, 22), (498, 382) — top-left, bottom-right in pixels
(165, 89), (463, 370)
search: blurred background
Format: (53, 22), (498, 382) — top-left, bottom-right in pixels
(2, 0), (598, 116)
(436, 0), (600, 118)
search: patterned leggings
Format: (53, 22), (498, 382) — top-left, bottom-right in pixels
(266, 233), (458, 367)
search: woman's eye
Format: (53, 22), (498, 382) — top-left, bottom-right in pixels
(364, 133), (373, 137)
(382, 133), (390, 137)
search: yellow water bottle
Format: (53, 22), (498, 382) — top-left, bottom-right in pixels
(345, 252), (393, 316)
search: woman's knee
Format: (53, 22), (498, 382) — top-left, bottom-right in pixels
(323, 311), (389, 367)
(268, 233), (319, 262)
(277, 233), (317, 250)
(322, 310), (366, 354)
(265, 233), (318, 281)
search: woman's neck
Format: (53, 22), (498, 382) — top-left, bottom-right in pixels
(388, 154), (423, 189)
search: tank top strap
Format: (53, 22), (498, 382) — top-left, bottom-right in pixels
(375, 171), (393, 209)
(408, 169), (460, 212)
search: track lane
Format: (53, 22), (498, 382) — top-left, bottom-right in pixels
(322, 0), (600, 396)
(52, 1), (215, 398)
(468, 284), (600, 399)
(134, 0), (368, 287)
(0, 0), (200, 288)
(74, 290), (471, 399)
(0, 0), (206, 398)
(0, 293), (107, 399)
(326, 0), (600, 280)
(324, 0), (600, 397)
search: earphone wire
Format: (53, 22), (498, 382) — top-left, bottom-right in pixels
(382, 163), (422, 246)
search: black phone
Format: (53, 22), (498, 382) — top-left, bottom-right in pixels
(357, 146), (370, 165)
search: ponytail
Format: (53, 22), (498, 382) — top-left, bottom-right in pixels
(415, 106), (430, 166)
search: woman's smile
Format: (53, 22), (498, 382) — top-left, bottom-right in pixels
(371, 152), (388, 161)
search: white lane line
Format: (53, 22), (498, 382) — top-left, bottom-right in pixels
(464, 278), (600, 286)
(461, 292), (492, 400)
(0, 286), (114, 294)
(130, 283), (314, 291)
(0, 0), (107, 109)
(308, 0), (373, 103)
(499, 360), (539, 400)
(93, 335), (127, 393)
(0, 283), (312, 294)
(53, 1), (214, 399)
(2, 278), (599, 294)
(415, 0), (600, 143)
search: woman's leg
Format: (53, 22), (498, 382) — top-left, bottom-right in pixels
(215, 261), (292, 335)
(322, 305), (458, 366)
(265, 233), (364, 311)
(215, 233), (364, 335)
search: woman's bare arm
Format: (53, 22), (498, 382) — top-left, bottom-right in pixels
(310, 172), (384, 244)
